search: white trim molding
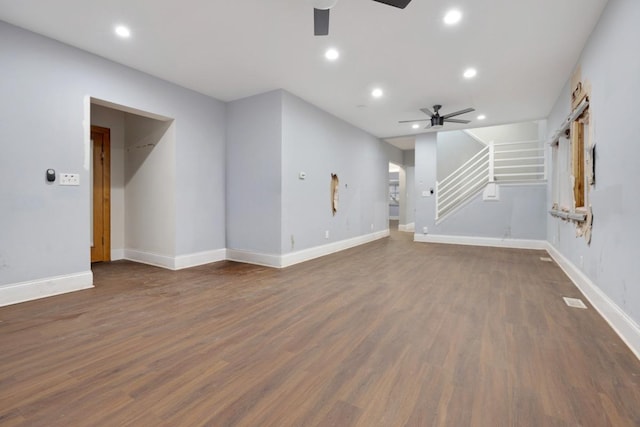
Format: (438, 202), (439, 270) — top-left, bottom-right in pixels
(546, 243), (640, 361)
(227, 230), (390, 269)
(124, 248), (227, 270)
(281, 230), (389, 268)
(398, 222), (415, 232)
(414, 233), (547, 250)
(226, 249), (282, 268)
(124, 249), (176, 270)
(0, 271), (93, 307)
(174, 249), (227, 270)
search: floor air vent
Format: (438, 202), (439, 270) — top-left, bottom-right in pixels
(540, 257), (553, 262)
(563, 297), (587, 309)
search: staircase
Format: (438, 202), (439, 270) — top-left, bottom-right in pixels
(435, 139), (545, 221)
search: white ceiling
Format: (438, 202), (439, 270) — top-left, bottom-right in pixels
(0, 0), (607, 142)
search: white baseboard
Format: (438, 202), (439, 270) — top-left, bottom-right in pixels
(174, 249), (227, 270)
(124, 249), (176, 269)
(281, 230), (389, 268)
(226, 249), (282, 268)
(0, 271), (93, 307)
(111, 249), (125, 261)
(546, 243), (640, 360)
(124, 248), (227, 270)
(414, 233), (547, 250)
(398, 222), (415, 232)
(227, 230), (390, 269)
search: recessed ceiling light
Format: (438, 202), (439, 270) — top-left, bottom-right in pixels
(477, 114), (486, 120)
(325, 48), (339, 61)
(371, 88), (383, 98)
(443, 9), (462, 25)
(412, 124), (420, 129)
(115, 25), (131, 38)
(463, 68), (477, 79)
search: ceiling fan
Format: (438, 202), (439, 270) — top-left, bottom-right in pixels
(399, 105), (475, 129)
(312, 0), (412, 36)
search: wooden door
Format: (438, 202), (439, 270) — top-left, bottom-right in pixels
(91, 126), (111, 263)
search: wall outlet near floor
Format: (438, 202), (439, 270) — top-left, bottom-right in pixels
(325, 230), (329, 239)
(60, 173), (80, 186)
(423, 226), (428, 234)
(370, 223), (374, 231)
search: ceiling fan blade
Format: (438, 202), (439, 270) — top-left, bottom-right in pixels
(372, 0), (412, 9)
(444, 118), (471, 124)
(314, 8), (330, 36)
(398, 119), (429, 123)
(419, 107), (434, 117)
(441, 107), (475, 119)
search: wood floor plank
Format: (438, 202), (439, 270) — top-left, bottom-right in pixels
(1, 227), (639, 426)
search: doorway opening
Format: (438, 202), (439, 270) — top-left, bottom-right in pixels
(89, 98), (175, 268)
(389, 163), (400, 230)
(91, 126), (111, 262)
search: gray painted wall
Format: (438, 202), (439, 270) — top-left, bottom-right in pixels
(405, 166), (415, 225)
(546, 0), (640, 324)
(124, 115), (176, 256)
(414, 133), (438, 235)
(435, 185), (547, 239)
(281, 91), (391, 253)
(0, 21), (226, 286)
(437, 130), (485, 181)
(226, 90), (283, 254)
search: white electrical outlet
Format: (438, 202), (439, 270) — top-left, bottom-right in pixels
(60, 173), (80, 186)
(370, 223), (374, 231)
(325, 230), (329, 239)
(423, 226), (428, 234)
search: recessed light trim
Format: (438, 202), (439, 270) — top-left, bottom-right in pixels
(371, 88), (383, 98)
(477, 114), (486, 120)
(325, 48), (339, 61)
(463, 68), (477, 79)
(443, 9), (462, 25)
(115, 25), (131, 38)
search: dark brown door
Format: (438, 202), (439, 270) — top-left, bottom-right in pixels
(91, 126), (111, 263)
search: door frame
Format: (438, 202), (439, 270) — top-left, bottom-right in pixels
(91, 125), (111, 262)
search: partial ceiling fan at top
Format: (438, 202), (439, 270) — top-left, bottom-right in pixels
(311, 0), (413, 36)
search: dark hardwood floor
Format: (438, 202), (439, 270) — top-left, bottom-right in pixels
(1, 230), (639, 426)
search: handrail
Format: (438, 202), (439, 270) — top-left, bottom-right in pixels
(438, 160), (489, 205)
(438, 146), (489, 187)
(436, 138), (545, 222)
(494, 164), (544, 170)
(494, 156), (544, 162)
(438, 157), (489, 196)
(439, 174), (489, 212)
(494, 147), (543, 154)
(438, 150), (489, 191)
(492, 139), (541, 146)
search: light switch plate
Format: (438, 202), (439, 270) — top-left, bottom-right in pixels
(60, 173), (80, 186)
